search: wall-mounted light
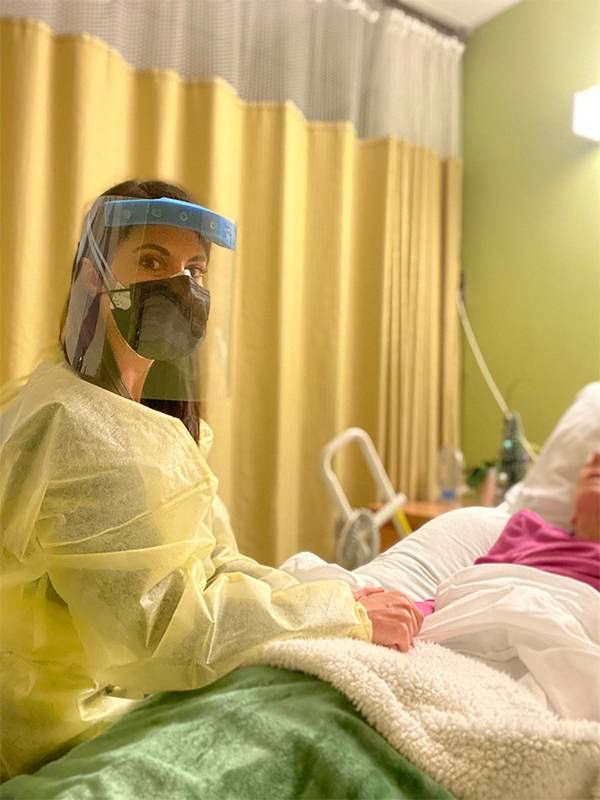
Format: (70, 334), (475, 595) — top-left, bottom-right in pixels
(572, 85), (600, 142)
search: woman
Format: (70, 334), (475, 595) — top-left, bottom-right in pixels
(0, 180), (422, 778)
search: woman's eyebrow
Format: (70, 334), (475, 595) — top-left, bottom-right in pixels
(134, 244), (207, 262)
(134, 244), (171, 257)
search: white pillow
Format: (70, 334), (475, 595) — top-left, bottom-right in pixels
(354, 506), (509, 599)
(506, 382), (600, 530)
(280, 507), (509, 601)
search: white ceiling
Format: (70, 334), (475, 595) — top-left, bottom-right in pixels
(396, 0), (522, 32)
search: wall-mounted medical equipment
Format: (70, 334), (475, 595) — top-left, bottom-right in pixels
(321, 427), (411, 569)
(493, 411), (530, 504)
(456, 286), (537, 486)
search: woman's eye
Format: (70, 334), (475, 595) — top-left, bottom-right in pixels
(139, 256), (164, 272)
(188, 265), (207, 281)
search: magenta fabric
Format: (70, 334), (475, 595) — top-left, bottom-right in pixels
(414, 508), (600, 619)
(474, 508), (600, 591)
(414, 599), (436, 617)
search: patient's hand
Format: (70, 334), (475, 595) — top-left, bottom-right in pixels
(353, 587), (423, 652)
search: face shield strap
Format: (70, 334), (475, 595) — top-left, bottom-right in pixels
(84, 198), (236, 280)
(85, 211), (119, 295)
(84, 197), (236, 306)
(103, 198), (237, 251)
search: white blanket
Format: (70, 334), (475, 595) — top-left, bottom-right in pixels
(420, 563), (600, 721)
(254, 564), (600, 800)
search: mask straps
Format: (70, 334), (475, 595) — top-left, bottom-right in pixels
(85, 211), (118, 291)
(85, 211), (132, 309)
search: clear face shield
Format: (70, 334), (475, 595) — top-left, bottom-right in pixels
(63, 196), (236, 406)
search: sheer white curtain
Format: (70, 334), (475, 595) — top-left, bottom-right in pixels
(0, 0), (463, 156)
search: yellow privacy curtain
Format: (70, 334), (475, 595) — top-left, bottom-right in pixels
(0, 18), (461, 565)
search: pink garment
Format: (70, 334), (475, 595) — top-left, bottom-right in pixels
(414, 599), (436, 617)
(474, 508), (600, 590)
(415, 508), (600, 618)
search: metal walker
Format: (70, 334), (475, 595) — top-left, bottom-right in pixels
(321, 427), (411, 569)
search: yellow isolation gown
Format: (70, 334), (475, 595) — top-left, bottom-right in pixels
(0, 362), (371, 778)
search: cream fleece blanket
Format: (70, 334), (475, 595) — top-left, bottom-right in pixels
(254, 564), (600, 800)
(418, 564), (600, 722)
(255, 636), (599, 800)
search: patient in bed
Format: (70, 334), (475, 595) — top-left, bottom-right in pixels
(413, 450), (600, 617)
(284, 382), (600, 622)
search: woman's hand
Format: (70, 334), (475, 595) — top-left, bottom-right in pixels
(353, 586), (423, 652)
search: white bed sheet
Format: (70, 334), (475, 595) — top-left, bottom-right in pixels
(419, 563), (600, 721)
(281, 507), (599, 721)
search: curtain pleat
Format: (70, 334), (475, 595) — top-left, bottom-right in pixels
(0, 19), (462, 565)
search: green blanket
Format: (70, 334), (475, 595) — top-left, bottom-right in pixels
(2, 666), (454, 800)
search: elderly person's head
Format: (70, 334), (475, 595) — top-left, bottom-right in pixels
(573, 451), (600, 540)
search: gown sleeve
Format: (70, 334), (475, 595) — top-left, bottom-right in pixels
(35, 399), (371, 696)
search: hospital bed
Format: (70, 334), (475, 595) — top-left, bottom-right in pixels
(2, 382), (599, 800)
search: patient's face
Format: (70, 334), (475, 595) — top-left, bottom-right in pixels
(573, 451), (600, 541)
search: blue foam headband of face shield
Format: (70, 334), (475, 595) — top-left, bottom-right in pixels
(103, 197), (237, 250)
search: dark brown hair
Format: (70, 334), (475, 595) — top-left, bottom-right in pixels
(61, 179), (205, 443)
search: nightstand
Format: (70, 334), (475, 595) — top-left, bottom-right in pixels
(374, 500), (459, 551)
(403, 500), (459, 530)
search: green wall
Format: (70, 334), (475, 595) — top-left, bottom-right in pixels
(461, 0), (600, 469)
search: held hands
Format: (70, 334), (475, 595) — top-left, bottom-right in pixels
(353, 587), (423, 652)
